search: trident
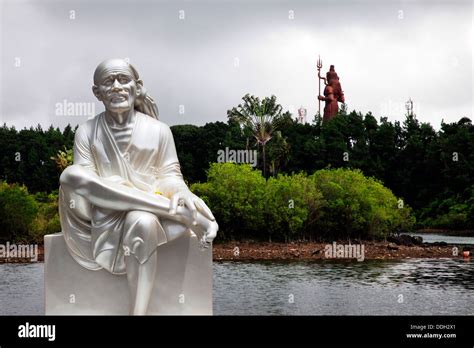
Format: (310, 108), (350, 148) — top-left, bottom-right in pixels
(317, 55), (323, 115)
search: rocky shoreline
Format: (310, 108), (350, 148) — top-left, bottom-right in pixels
(0, 238), (472, 263)
(212, 239), (472, 262)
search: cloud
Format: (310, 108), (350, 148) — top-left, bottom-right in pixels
(0, 0), (471, 130)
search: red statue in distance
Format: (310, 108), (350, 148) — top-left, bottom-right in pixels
(317, 62), (345, 123)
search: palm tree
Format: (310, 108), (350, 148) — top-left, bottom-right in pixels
(227, 94), (286, 176)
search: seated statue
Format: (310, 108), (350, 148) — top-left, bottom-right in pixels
(58, 58), (218, 315)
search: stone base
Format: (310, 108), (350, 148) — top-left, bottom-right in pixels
(44, 232), (212, 315)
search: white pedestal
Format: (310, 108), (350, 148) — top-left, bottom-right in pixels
(44, 232), (212, 315)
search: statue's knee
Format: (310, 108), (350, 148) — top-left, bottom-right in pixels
(124, 211), (159, 236)
(123, 211), (162, 254)
(60, 165), (83, 187)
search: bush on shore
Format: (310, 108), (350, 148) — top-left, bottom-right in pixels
(190, 163), (267, 240)
(191, 163), (415, 242)
(0, 182), (39, 243)
(0, 182), (60, 243)
(309, 168), (415, 240)
(419, 189), (474, 230)
(29, 191), (61, 243)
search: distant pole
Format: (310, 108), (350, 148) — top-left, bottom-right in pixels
(317, 55), (323, 115)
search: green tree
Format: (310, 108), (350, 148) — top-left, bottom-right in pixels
(0, 123), (74, 193)
(0, 182), (39, 242)
(29, 191), (61, 242)
(267, 131), (291, 176)
(227, 94), (288, 176)
(171, 124), (206, 183)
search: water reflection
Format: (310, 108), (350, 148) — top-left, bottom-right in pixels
(213, 259), (474, 315)
(403, 232), (474, 245)
(0, 259), (472, 316)
(0, 263), (44, 315)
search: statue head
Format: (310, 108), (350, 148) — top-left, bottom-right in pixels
(326, 65), (339, 83)
(325, 65), (343, 101)
(92, 58), (159, 119)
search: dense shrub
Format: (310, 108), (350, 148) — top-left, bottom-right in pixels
(191, 163), (267, 240)
(309, 168), (415, 240)
(264, 173), (323, 242)
(0, 183), (61, 243)
(0, 182), (39, 242)
(192, 163), (415, 242)
(29, 191), (61, 243)
(419, 189), (474, 230)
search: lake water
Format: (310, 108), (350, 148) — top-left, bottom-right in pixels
(403, 232), (474, 245)
(1, 258), (473, 315)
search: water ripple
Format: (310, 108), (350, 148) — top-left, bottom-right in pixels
(0, 259), (472, 315)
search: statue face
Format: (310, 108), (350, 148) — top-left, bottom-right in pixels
(93, 61), (140, 114)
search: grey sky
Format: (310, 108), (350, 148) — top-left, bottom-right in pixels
(0, 0), (472, 130)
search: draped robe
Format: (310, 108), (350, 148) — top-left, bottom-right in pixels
(59, 112), (189, 274)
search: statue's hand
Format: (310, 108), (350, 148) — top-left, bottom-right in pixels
(318, 95), (325, 101)
(204, 219), (218, 242)
(195, 217), (218, 248)
(169, 190), (215, 224)
(169, 190), (218, 249)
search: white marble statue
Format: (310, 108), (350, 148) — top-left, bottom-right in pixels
(58, 58), (218, 315)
